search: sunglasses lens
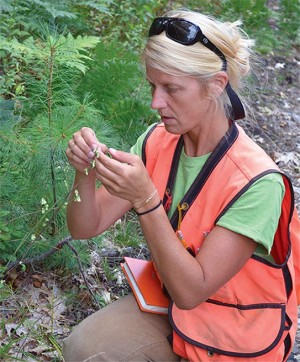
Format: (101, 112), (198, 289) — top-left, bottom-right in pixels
(168, 20), (199, 45)
(149, 19), (164, 36)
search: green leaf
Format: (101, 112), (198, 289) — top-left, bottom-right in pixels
(0, 0), (13, 12)
(67, 33), (100, 50)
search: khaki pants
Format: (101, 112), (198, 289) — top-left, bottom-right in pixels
(62, 294), (182, 361)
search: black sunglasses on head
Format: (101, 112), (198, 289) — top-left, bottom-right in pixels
(148, 17), (245, 120)
(149, 17), (227, 71)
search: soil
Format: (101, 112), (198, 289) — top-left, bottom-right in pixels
(242, 49), (300, 211)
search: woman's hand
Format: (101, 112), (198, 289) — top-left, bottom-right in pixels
(66, 130), (134, 239)
(94, 148), (156, 209)
(66, 127), (108, 174)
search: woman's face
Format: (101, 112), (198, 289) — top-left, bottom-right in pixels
(146, 66), (213, 135)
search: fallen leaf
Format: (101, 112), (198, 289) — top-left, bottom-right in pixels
(274, 152), (299, 165)
(5, 323), (28, 337)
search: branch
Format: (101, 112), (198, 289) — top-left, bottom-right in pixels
(6, 235), (72, 273)
(66, 240), (100, 307)
(5, 234), (100, 307)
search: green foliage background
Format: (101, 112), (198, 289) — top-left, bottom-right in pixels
(0, 0), (299, 274)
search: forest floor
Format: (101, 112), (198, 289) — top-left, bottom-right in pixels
(246, 48), (300, 362)
(1, 50), (300, 361)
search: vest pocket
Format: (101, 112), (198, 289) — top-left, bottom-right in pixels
(170, 299), (286, 358)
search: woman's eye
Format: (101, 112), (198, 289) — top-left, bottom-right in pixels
(166, 86), (177, 93)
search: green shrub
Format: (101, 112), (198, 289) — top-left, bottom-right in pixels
(279, 0), (300, 43)
(77, 41), (156, 149)
(0, 26), (109, 266)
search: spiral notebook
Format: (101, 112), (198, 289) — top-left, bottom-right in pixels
(121, 257), (169, 315)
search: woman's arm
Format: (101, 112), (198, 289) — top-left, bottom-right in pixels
(66, 173), (131, 239)
(66, 127), (131, 239)
(139, 206), (256, 309)
(93, 147), (257, 309)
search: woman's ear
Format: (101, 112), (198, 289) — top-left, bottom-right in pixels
(211, 71), (229, 96)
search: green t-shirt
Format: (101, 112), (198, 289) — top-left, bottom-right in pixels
(131, 125), (285, 259)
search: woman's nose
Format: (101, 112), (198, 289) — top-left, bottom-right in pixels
(151, 88), (167, 110)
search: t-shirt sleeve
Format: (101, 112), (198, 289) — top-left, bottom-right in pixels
(216, 173), (285, 256)
(130, 124), (157, 157)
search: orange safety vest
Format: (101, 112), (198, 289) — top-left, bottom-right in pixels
(142, 122), (300, 361)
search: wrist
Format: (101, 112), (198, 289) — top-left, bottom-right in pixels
(75, 167), (96, 179)
(135, 200), (162, 216)
(132, 189), (158, 210)
(73, 169), (96, 190)
(133, 192), (161, 213)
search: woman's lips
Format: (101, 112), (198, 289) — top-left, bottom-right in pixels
(161, 115), (174, 124)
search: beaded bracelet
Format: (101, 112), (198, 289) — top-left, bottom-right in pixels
(135, 200), (162, 216)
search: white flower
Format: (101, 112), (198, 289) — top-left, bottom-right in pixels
(74, 189), (81, 202)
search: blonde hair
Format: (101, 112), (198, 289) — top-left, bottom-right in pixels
(142, 9), (255, 117)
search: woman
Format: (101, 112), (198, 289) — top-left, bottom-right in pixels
(63, 9), (299, 362)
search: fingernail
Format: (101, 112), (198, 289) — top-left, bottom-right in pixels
(109, 148), (116, 155)
(91, 143), (97, 151)
(88, 151), (94, 158)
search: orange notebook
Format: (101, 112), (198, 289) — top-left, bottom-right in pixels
(121, 257), (169, 315)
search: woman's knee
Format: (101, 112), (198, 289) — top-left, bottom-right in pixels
(62, 294), (178, 361)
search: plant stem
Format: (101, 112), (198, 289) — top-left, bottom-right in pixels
(47, 44), (54, 128)
(47, 42), (57, 236)
(50, 150), (57, 236)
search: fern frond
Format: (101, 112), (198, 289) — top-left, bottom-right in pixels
(28, 0), (77, 19)
(77, 1), (112, 15)
(67, 33), (100, 49)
